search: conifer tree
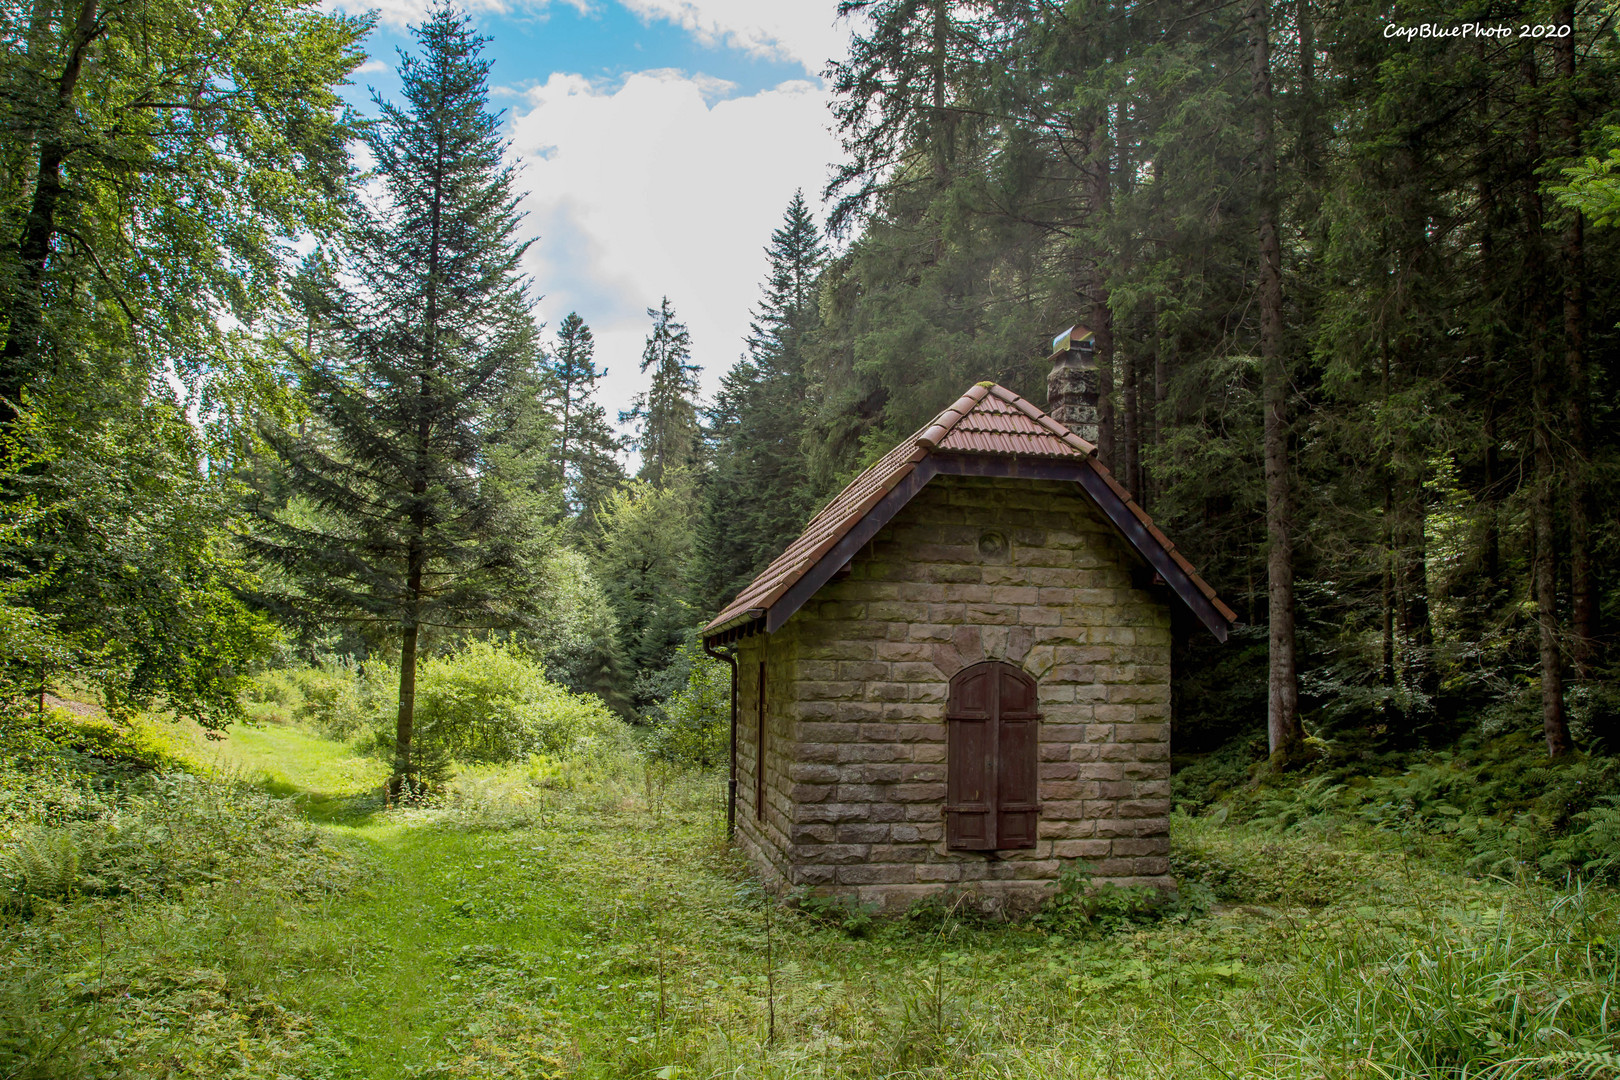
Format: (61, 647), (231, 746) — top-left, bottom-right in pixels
(545, 312), (622, 518)
(569, 398), (627, 542)
(622, 297), (702, 488)
(697, 191), (826, 611)
(250, 3), (541, 793)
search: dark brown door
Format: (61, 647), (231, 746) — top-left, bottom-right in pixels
(946, 662), (1040, 850)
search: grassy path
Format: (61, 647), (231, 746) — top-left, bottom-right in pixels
(208, 723), (752, 1078)
(210, 725), (598, 1076)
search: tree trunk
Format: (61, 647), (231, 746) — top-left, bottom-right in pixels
(0, 0), (102, 419)
(1475, 38), (1502, 598)
(1401, 475), (1434, 718)
(1522, 51), (1570, 758)
(391, 114), (448, 793)
(1553, 6), (1596, 678)
(1382, 472), (1395, 691)
(929, 0), (950, 263)
(1250, 0), (1301, 761)
(1482, 404), (1500, 590)
(393, 621), (419, 796)
(1122, 327), (1139, 497)
(1142, 296), (1159, 508)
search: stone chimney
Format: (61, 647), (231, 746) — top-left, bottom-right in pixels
(1046, 325), (1099, 445)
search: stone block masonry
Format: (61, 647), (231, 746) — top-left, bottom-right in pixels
(730, 476), (1174, 911)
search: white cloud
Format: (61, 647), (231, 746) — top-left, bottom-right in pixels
(508, 69), (842, 435)
(619, 0), (849, 71)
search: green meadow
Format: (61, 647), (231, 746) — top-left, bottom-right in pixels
(4, 709), (1618, 1080)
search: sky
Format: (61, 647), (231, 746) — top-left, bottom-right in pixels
(330, 0), (852, 446)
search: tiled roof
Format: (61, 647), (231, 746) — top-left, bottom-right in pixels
(703, 382), (1236, 639)
(924, 384), (1094, 457)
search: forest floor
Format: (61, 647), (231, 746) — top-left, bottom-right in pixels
(7, 711), (1620, 1079)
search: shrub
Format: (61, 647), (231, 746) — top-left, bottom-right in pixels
(243, 661), (392, 738)
(408, 639), (629, 764)
(646, 637), (729, 768)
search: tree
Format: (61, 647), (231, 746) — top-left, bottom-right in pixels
(3, 404), (276, 727)
(0, 0), (364, 720)
(824, 0), (994, 236)
(696, 191), (826, 611)
(805, 0), (1620, 768)
(0, 0), (370, 434)
(1248, 0), (1302, 761)
(593, 479), (696, 711)
(544, 312), (624, 527)
(250, 3), (543, 793)
(622, 297), (702, 488)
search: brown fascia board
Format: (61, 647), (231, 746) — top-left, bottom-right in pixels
(735, 451), (1230, 644)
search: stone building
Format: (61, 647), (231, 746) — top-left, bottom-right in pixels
(701, 332), (1233, 910)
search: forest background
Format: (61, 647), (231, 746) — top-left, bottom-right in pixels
(1, 0), (1619, 811)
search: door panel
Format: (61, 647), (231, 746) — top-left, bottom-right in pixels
(947, 662), (1040, 851)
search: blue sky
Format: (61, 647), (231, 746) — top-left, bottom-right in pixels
(333, 0), (851, 431)
(352, 1), (816, 105)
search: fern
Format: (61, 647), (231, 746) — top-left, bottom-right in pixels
(2, 829), (81, 905)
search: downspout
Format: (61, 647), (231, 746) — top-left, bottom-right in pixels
(703, 638), (739, 838)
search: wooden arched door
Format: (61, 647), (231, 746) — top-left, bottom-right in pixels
(945, 661), (1040, 851)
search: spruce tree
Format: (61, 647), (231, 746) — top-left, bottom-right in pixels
(697, 191), (826, 611)
(622, 297), (702, 487)
(544, 312), (624, 524)
(569, 398), (626, 541)
(250, 2), (540, 793)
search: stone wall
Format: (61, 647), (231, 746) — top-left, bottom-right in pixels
(733, 474), (1173, 911)
(732, 632), (797, 886)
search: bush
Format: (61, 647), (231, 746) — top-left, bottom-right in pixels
(645, 637), (729, 768)
(243, 661), (392, 739)
(2, 770), (350, 914)
(408, 639), (629, 764)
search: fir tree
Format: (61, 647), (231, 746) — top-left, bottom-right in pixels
(250, 2), (541, 793)
(569, 398), (627, 542)
(622, 297), (702, 488)
(544, 312), (624, 525)
(547, 313), (596, 508)
(696, 192), (827, 611)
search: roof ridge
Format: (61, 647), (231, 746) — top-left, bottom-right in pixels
(915, 383), (992, 450)
(989, 385), (1098, 457)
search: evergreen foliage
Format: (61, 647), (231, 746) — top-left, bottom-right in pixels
(592, 479), (696, 713)
(249, 3), (547, 791)
(764, 0), (1620, 764)
(622, 297), (702, 488)
(544, 313), (626, 540)
(696, 191), (827, 611)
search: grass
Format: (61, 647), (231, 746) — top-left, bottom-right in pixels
(5, 712), (1620, 1079)
(210, 722), (388, 823)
